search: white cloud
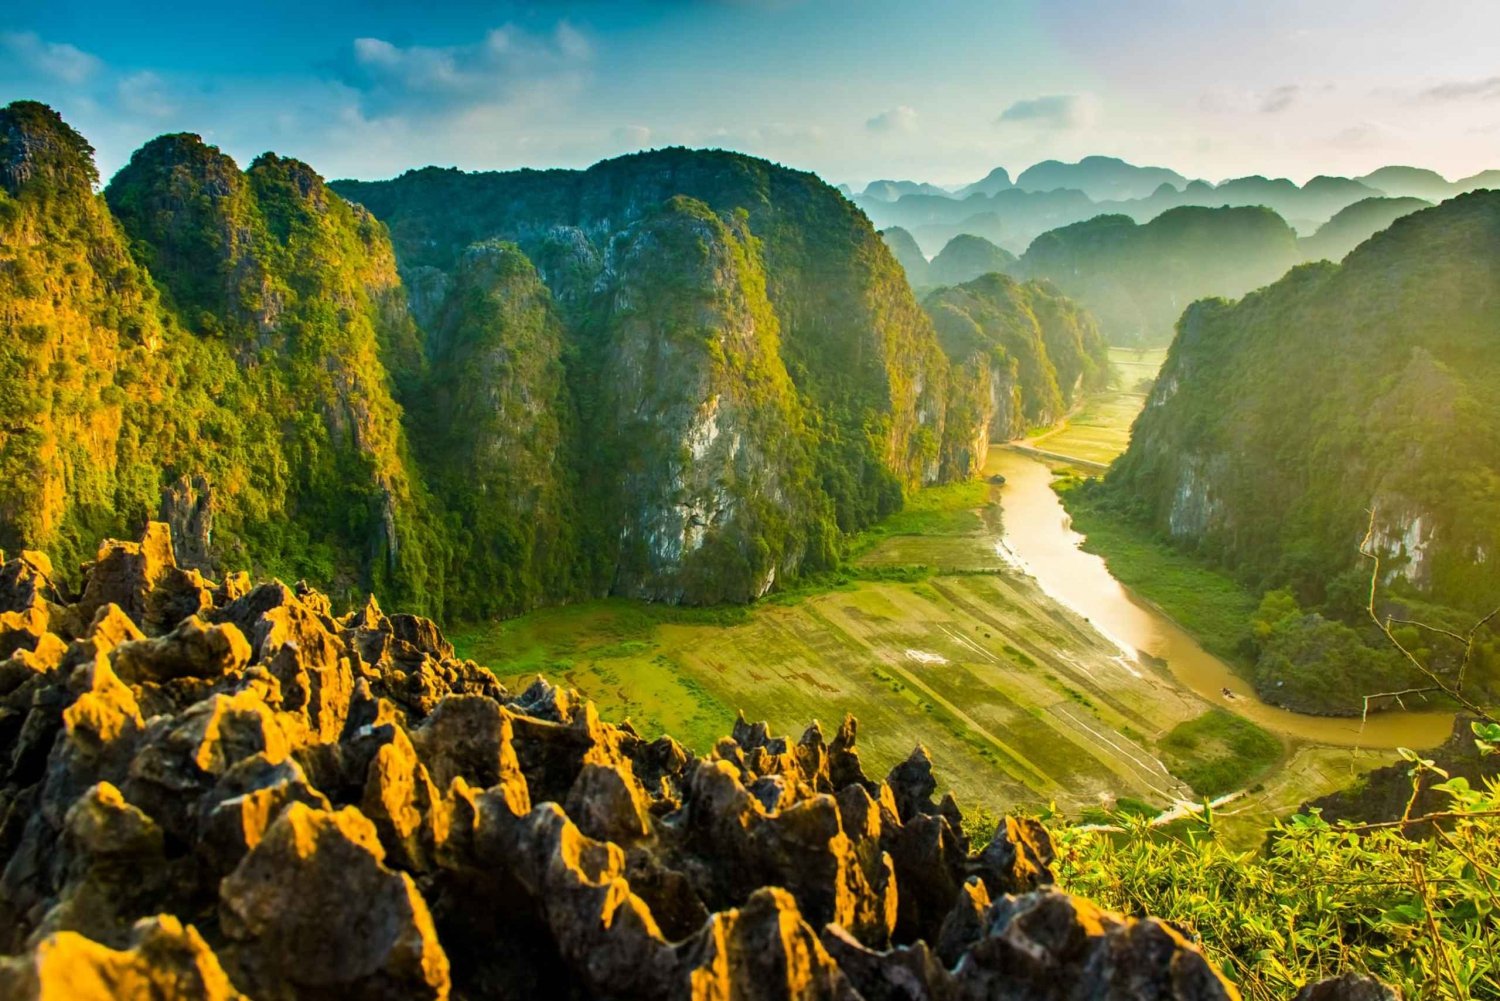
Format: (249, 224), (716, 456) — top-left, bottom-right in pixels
(705, 122), (826, 152)
(996, 94), (1099, 130)
(1259, 84), (1300, 114)
(0, 31), (102, 85)
(866, 105), (918, 134)
(116, 71), (174, 118)
(1421, 77), (1500, 102)
(343, 23), (593, 118)
(611, 124), (652, 149)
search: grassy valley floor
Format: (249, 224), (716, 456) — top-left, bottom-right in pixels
(452, 456), (1399, 844)
(1021, 347), (1167, 465)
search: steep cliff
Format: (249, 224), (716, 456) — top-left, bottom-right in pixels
(0, 101), (450, 615)
(925, 274), (1110, 476)
(584, 198), (837, 602)
(103, 133), (439, 607)
(420, 241), (586, 616)
(332, 149), (958, 531)
(0, 526), (1242, 1000)
(0, 102), (160, 572)
(1107, 191), (1500, 625)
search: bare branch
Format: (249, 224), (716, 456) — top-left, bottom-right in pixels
(1359, 508), (1495, 723)
(1335, 808), (1500, 834)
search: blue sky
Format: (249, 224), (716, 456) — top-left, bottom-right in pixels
(4, 0), (1499, 187)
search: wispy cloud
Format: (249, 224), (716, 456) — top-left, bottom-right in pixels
(866, 105), (918, 134)
(611, 124), (652, 149)
(705, 122), (827, 152)
(0, 31), (102, 85)
(341, 23), (592, 118)
(996, 94), (1098, 130)
(116, 71), (175, 118)
(1420, 76), (1500, 102)
(1259, 84), (1299, 114)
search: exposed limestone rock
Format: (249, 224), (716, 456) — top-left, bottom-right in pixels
(0, 915), (243, 1000)
(159, 473), (216, 572)
(1295, 974), (1402, 1001)
(0, 525), (1242, 999)
(219, 803), (450, 1000)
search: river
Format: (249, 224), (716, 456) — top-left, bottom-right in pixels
(987, 448), (1455, 750)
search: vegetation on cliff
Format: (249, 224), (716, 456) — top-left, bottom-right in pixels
(1017, 205), (1302, 346)
(924, 274), (1111, 456)
(1086, 192), (1500, 713)
(0, 102), (440, 613)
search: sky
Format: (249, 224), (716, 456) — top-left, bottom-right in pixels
(4, 0), (1500, 189)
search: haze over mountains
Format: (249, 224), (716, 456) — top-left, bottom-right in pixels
(0, 100), (1105, 621)
(872, 155), (1497, 346)
(862, 155), (1500, 258)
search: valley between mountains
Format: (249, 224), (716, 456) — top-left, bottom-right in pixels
(453, 348), (1450, 845)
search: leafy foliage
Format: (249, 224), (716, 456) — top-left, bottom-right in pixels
(1059, 725), (1500, 1000)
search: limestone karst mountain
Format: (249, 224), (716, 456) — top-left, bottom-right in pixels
(1099, 191), (1500, 711)
(925, 273), (1111, 470)
(1017, 206), (1302, 346)
(0, 101), (441, 613)
(0, 525), (1243, 999)
(1299, 196), (1433, 262)
(2, 101), (1114, 619)
(926, 234), (1019, 288)
(1014, 156), (1189, 202)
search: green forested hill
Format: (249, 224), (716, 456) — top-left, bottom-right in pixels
(1018, 205), (1302, 346)
(0, 102), (442, 609)
(1098, 191), (1500, 710)
(2, 102), (1114, 620)
(332, 149), (960, 530)
(927, 234), (1018, 288)
(1299, 195), (1432, 262)
(925, 274), (1110, 458)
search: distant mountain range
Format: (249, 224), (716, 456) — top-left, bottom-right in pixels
(854, 157), (1500, 258)
(874, 158), (1496, 346)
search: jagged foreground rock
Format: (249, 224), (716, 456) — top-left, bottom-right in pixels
(0, 524), (1240, 1000)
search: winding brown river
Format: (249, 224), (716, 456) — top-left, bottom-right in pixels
(987, 448), (1455, 750)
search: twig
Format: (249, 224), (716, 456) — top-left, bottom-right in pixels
(1361, 687), (1441, 726)
(1359, 509), (1495, 723)
(1334, 809), (1500, 834)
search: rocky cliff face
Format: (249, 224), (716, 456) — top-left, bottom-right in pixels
(0, 525), (1241, 999)
(925, 274), (1111, 476)
(332, 149), (961, 530)
(421, 241), (584, 616)
(587, 199), (837, 603)
(1107, 192), (1500, 612)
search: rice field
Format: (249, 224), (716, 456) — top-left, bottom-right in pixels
(1026, 347), (1168, 466)
(450, 449), (1393, 843)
